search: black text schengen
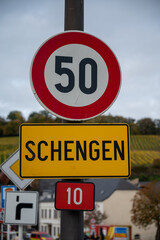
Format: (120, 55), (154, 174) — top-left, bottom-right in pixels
(24, 140), (125, 161)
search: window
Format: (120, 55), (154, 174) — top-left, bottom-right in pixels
(49, 209), (51, 218)
(41, 209), (44, 218)
(53, 210), (58, 219)
(53, 227), (56, 236)
(135, 234), (140, 239)
(45, 209), (47, 218)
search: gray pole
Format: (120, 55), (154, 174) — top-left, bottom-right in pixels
(64, 0), (84, 31)
(60, 1), (84, 240)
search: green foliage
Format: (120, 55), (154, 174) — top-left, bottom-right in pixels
(131, 164), (160, 181)
(0, 137), (19, 164)
(3, 120), (20, 136)
(130, 135), (160, 180)
(130, 135), (160, 171)
(136, 118), (156, 135)
(131, 135), (160, 151)
(28, 110), (55, 123)
(0, 112), (160, 136)
(0, 110), (57, 137)
(155, 119), (160, 134)
(7, 111), (25, 122)
(0, 117), (7, 137)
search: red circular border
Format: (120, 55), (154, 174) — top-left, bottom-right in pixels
(30, 31), (121, 120)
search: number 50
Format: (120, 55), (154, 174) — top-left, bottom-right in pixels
(55, 56), (98, 94)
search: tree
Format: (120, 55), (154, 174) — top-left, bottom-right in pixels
(27, 110), (55, 123)
(27, 112), (43, 123)
(7, 111), (25, 122)
(0, 117), (6, 136)
(4, 111), (25, 136)
(84, 203), (107, 228)
(136, 118), (156, 134)
(3, 120), (19, 136)
(155, 119), (160, 134)
(39, 110), (55, 122)
(131, 181), (160, 240)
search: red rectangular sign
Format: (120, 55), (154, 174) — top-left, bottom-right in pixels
(55, 182), (95, 211)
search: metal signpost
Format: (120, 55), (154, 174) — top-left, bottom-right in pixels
(63, 2), (86, 239)
(24, 1), (128, 240)
(27, 0), (128, 239)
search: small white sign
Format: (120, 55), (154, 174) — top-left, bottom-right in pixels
(4, 191), (38, 225)
(0, 149), (33, 190)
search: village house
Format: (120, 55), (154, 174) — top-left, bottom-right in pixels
(38, 178), (157, 240)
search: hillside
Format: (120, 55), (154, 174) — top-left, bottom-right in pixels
(130, 135), (160, 166)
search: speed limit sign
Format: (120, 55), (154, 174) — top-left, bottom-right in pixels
(30, 31), (121, 120)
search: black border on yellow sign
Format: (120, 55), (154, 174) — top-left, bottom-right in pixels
(19, 123), (130, 179)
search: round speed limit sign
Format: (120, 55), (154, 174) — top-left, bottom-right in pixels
(30, 31), (121, 120)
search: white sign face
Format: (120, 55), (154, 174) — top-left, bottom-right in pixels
(0, 149), (33, 190)
(4, 191), (38, 225)
(44, 44), (108, 107)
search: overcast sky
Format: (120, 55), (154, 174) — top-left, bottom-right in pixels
(0, 0), (160, 121)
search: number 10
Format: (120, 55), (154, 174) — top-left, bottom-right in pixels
(67, 187), (83, 205)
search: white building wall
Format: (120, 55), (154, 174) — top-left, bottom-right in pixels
(39, 202), (60, 239)
(102, 190), (156, 240)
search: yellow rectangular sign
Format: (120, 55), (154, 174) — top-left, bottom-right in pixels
(20, 123), (130, 178)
